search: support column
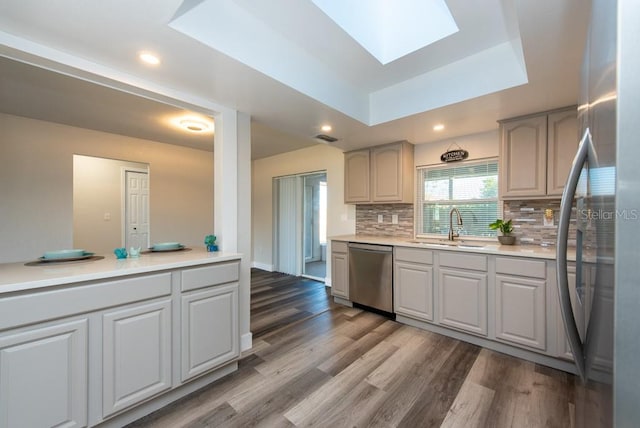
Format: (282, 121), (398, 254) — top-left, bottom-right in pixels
(214, 108), (252, 351)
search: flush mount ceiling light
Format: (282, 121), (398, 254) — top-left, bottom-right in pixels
(320, 124), (332, 132)
(179, 118), (211, 132)
(171, 116), (214, 133)
(139, 51), (160, 65)
(311, 0), (458, 65)
(433, 124), (445, 131)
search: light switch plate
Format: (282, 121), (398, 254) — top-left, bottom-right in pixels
(392, 214), (399, 224)
(377, 214), (383, 223)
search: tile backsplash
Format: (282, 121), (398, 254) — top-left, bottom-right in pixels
(502, 200), (577, 246)
(353, 200), (576, 246)
(356, 204), (414, 238)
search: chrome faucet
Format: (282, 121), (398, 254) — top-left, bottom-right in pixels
(448, 207), (463, 241)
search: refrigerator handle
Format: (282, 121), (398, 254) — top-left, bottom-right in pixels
(556, 129), (591, 381)
(556, 130), (590, 382)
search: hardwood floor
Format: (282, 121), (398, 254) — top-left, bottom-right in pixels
(127, 269), (576, 428)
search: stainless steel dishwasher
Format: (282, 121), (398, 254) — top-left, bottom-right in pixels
(348, 243), (393, 313)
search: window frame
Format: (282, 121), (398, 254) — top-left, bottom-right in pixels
(415, 158), (500, 240)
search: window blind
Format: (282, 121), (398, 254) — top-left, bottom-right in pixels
(416, 159), (499, 238)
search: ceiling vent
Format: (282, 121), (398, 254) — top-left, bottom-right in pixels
(314, 134), (338, 143)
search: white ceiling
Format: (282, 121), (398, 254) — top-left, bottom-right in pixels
(0, 0), (589, 159)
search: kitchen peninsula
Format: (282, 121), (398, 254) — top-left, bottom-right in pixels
(0, 249), (241, 428)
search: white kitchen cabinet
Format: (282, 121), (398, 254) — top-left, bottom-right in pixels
(344, 150), (370, 203)
(331, 241), (349, 299)
(0, 318), (88, 428)
(394, 247), (434, 321)
(102, 298), (172, 417)
(181, 283), (239, 382)
(499, 107), (577, 199)
(0, 256), (242, 428)
(495, 276), (546, 350)
(344, 141), (414, 204)
(437, 252), (488, 336)
(494, 257), (547, 351)
(547, 109), (580, 195)
(499, 114), (547, 198)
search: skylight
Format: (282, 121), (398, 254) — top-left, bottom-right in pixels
(310, 0), (459, 65)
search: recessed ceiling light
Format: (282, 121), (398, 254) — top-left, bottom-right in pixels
(433, 124), (445, 131)
(139, 52), (160, 66)
(321, 124), (332, 132)
(171, 115), (214, 133)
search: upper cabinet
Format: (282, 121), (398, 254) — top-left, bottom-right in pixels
(344, 150), (370, 203)
(546, 109), (580, 195)
(499, 107), (578, 199)
(344, 141), (414, 204)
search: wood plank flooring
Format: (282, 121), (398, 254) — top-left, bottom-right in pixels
(127, 269), (577, 428)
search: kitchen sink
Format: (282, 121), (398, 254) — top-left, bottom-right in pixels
(407, 239), (456, 246)
(406, 239), (486, 249)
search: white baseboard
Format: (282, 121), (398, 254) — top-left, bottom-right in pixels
(251, 261), (273, 271)
(240, 332), (253, 352)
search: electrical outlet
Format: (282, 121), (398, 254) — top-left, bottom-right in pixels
(377, 214), (383, 223)
(104, 212), (111, 221)
(392, 214), (398, 224)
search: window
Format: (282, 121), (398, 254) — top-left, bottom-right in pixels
(416, 159), (499, 238)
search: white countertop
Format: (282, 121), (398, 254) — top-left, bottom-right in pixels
(330, 235), (576, 261)
(0, 248), (242, 294)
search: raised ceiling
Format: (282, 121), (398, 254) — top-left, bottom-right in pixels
(0, 0), (589, 158)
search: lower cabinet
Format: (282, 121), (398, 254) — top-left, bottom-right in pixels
(495, 275), (546, 350)
(494, 257), (547, 351)
(0, 258), (241, 427)
(181, 284), (239, 382)
(438, 268), (488, 336)
(331, 241), (349, 299)
(395, 262), (433, 321)
(102, 299), (172, 417)
(0, 318), (88, 428)
(394, 247), (434, 321)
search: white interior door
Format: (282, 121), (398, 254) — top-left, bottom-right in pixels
(125, 170), (149, 249)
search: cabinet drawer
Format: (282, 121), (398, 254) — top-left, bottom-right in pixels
(181, 262), (239, 292)
(0, 273), (171, 331)
(332, 241), (348, 253)
(496, 257), (546, 279)
(395, 247), (433, 264)
(439, 252), (487, 271)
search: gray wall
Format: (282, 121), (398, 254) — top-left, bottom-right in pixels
(0, 113), (214, 262)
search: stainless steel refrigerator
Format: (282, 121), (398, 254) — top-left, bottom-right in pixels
(556, 0), (640, 426)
